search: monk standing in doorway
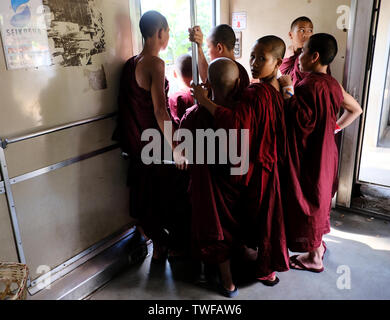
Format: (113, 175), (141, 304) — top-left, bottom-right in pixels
(114, 11), (190, 261)
(280, 33), (362, 272)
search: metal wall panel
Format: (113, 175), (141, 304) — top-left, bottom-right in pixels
(0, 0), (133, 138)
(4, 117), (117, 178)
(11, 149), (131, 280)
(0, 194), (19, 262)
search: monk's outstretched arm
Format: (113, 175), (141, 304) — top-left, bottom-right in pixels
(150, 58), (174, 149)
(337, 85), (363, 130)
(189, 26), (209, 83)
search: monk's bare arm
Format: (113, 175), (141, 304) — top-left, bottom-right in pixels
(191, 83), (218, 116)
(189, 26), (208, 83)
(337, 85), (363, 130)
(150, 58), (173, 149)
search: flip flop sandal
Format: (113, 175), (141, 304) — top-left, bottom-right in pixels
(258, 276), (280, 287)
(289, 255), (324, 273)
(218, 284), (239, 298)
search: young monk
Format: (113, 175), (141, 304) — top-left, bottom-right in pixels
(188, 24), (250, 92)
(168, 53), (194, 127)
(280, 16), (330, 86)
(179, 58), (245, 298)
(280, 33), (362, 272)
(191, 36), (291, 287)
(115, 10), (190, 261)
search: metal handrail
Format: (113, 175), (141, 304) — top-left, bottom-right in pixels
(1, 112), (116, 148)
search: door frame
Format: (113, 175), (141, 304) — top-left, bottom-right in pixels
(336, 0), (381, 207)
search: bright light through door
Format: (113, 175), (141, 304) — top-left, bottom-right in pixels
(140, 0), (214, 94)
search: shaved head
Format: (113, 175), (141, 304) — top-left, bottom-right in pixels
(208, 58), (239, 98)
(208, 24), (236, 51)
(256, 35), (286, 60)
(291, 16), (313, 31)
(176, 53), (192, 80)
(139, 10), (168, 39)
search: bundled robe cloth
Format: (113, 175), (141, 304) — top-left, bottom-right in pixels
(169, 88), (194, 127)
(180, 80), (289, 277)
(284, 72), (344, 252)
(114, 56), (191, 251)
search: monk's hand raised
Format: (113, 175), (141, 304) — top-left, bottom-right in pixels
(190, 81), (209, 106)
(279, 75), (293, 88)
(173, 148), (189, 171)
(188, 25), (203, 46)
(279, 75), (294, 100)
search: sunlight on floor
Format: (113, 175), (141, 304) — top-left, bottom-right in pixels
(328, 228), (390, 251)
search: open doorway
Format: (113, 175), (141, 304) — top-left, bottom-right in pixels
(350, 0), (390, 218)
(140, 0), (216, 95)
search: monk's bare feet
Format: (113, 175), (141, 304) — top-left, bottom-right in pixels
(290, 242), (325, 271)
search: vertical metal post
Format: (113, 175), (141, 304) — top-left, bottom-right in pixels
(0, 145), (30, 286)
(212, 0), (217, 27)
(190, 0), (199, 86)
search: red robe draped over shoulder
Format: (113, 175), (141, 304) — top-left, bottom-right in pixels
(284, 72), (343, 252)
(280, 52), (331, 86)
(213, 83), (290, 277)
(115, 56), (191, 250)
(168, 88), (194, 127)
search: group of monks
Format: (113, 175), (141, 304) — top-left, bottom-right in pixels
(114, 11), (363, 298)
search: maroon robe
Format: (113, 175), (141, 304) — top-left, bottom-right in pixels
(280, 52), (331, 86)
(115, 56), (191, 251)
(213, 83), (290, 277)
(179, 104), (245, 264)
(168, 88), (194, 127)
(284, 72), (343, 252)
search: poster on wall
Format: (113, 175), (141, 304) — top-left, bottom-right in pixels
(232, 12), (247, 31)
(42, 0), (105, 67)
(0, 0), (106, 70)
(0, 0), (52, 70)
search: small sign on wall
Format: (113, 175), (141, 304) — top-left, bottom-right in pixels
(232, 12), (247, 30)
(234, 31), (242, 59)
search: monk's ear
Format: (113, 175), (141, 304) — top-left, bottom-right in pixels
(158, 28), (163, 39)
(312, 51), (320, 64)
(288, 31), (293, 40)
(217, 43), (224, 54)
(276, 58), (283, 69)
(173, 70), (178, 79)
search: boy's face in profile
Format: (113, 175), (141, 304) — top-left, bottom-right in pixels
(160, 26), (170, 50)
(206, 37), (222, 61)
(299, 41), (315, 72)
(289, 21), (313, 49)
(250, 43), (279, 80)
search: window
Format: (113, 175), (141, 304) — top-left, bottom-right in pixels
(140, 0), (215, 94)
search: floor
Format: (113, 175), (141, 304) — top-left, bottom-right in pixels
(87, 210), (390, 300)
(352, 184), (390, 217)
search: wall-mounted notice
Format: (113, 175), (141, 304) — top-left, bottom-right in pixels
(234, 31), (242, 59)
(0, 0), (52, 69)
(232, 12), (247, 31)
(43, 0), (106, 67)
(0, 0), (106, 70)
